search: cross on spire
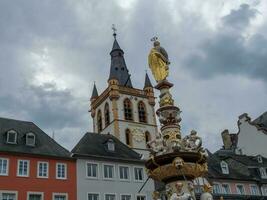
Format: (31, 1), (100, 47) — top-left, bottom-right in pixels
(112, 24), (117, 38)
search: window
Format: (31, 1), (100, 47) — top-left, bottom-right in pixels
(17, 160), (29, 177)
(145, 132), (151, 144)
(56, 163), (67, 179)
(257, 155), (263, 163)
(222, 184), (231, 194)
(88, 194), (99, 200)
(0, 158), (8, 176)
(138, 101), (147, 123)
(105, 194), (115, 200)
(26, 133), (35, 146)
(236, 184), (245, 195)
(125, 129), (132, 146)
(262, 186), (267, 196)
(212, 183), (221, 194)
(97, 110), (103, 133)
(121, 195), (131, 200)
(103, 164), (114, 179)
(134, 167), (144, 181)
(6, 130), (17, 144)
(136, 195), (146, 200)
(27, 192), (43, 200)
(220, 161), (229, 174)
(87, 163), (98, 178)
(37, 162), (48, 178)
(124, 99), (133, 120)
(119, 166), (129, 180)
(104, 103), (110, 126)
(107, 139), (115, 151)
(250, 185), (259, 195)
(53, 193), (68, 200)
(0, 191), (17, 200)
(260, 167), (267, 178)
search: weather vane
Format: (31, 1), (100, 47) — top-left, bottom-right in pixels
(112, 24), (117, 38)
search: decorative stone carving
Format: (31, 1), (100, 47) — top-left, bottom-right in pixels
(131, 128), (145, 142)
(182, 130), (202, 151)
(170, 182), (193, 200)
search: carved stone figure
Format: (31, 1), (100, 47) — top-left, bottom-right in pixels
(152, 191), (161, 200)
(200, 184), (213, 200)
(148, 38), (170, 82)
(173, 157), (184, 170)
(170, 182), (193, 200)
(147, 135), (166, 155)
(182, 130), (202, 151)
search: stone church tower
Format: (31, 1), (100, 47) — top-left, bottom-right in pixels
(90, 33), (158, 156)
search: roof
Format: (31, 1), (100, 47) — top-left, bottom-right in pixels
(91, 83), (98, 99)
(71, 132), (142, 162)
(208, 149), (267, 182)
(0, 117), (72, 159)
(253, 111), (267, 129)
(144, 73), (153, 89)
(109, 37), (133, 88)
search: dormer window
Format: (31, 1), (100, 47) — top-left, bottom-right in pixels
(257, 155), (263, 163)
(6, 130), (17, 144)
(26, 132), (35, 146)
(220, 161), (229, 174)
(107, 139), (115, 151)
(260, 167), (267, 179)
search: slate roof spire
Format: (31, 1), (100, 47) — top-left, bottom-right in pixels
(108, 29), (132, 88)
(90, 82), (98, 100)
(144, 72), (153, 89)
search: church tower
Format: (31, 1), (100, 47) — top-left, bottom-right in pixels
(90, 32), (158, 156)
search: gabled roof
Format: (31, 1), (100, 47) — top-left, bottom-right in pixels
(144, 73), (153, 89)
(253, 111), (267, 129)
(0, 117), (71, 159)
(91, 83), (98, 100)
(71, 132), (142, 162)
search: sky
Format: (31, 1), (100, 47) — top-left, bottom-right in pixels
(0, 0), (267, 152)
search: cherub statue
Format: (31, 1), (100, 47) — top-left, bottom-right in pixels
(200, 184), (213, 200)
(170, 182), (194, 200)
(148, 37), (170, 82)
(147, 134), (166, 155)
(182, 130), (202, 151)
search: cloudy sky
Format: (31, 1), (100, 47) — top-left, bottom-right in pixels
(0, 0), (266, 152)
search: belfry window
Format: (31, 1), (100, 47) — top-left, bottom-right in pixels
(104, 103), (110, 126)
(97, 110), (103, 133)
(125, 129), (132, 146)
(138, 101), (147, 123)
(124, 99), (133, 121)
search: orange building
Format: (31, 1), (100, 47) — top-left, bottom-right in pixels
(0, 117), (76, 200)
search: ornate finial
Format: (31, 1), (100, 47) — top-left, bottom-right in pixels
(150, 36), (158, 42)
(112, 24), (117, 38)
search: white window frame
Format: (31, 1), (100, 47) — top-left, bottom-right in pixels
(17, 160), (30, 177)
(0, 158), (9, 176)
(103, 163), (115, 180)
(220, 161), (229, 174)
(262, 186), (267, 196)
(26, 132), (36, 146)
(86, 162), (99, 179)
(236, 184), (246, 195)
(221, 183), (231, 194)
(37, 161), (49, 178)
(136, 194), (146, 200)
(212, 182), (221, 194)
(0, 190), (18, 200)
(118, 165), (130, 181)
(260, 167), (267, 179)
(120, 194), (132, 200)
(87, 193), (100, 200)
(133, 167), (144, 182)
(249, 184), (259, 196)
(27, 191), (44, 200)
(7, 130), (17, 144)
(53, 193), (68, 200)
(104, 193), (116, 200)
(56, 163), (67, 180)
(257, 155), (263, 163)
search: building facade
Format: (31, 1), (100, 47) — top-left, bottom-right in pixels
(72, 132), (154, 200)
(90, 34), (158, 157)
(0, 117), (77, 200)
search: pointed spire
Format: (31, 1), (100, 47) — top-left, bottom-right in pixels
(144, 72), (153, 89)
(91, 82), (98, 100)
(108, 27), (132, 88)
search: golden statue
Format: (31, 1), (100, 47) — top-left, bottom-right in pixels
(148, 37), (170, 82)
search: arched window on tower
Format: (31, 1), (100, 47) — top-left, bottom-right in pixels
(145, 131), (151, 144)
(125, 129), (132, 146)
(124, 98), (133, 121)
(97, 110), (103, 133)
(138, 101), (147, 123)
(104, 103), (110, 127)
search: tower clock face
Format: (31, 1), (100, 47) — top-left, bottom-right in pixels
(131, 128), (145, 142)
